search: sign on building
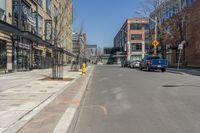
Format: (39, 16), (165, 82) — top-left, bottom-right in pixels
(45, 20), (52, 42)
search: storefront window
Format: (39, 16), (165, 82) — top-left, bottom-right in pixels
(16, 38), (31, 71)
(0, 40), (7, 72)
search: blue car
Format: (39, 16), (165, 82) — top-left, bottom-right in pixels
(140, 55), (168, 72)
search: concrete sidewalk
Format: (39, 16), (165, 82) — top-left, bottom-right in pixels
(167, 68), (200, 76)
(0, 66), (93, 133)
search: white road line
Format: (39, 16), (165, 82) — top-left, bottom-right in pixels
(53, 107), (76, 133)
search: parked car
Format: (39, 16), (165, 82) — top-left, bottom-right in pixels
(121, 60), (130, 67)
(140, 55), (168, 72)
(130, 60), (141, 68)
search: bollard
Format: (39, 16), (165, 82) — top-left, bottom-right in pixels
(82, 63), (86, 75)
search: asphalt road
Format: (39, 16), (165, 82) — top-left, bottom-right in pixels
(74, 65), (200, 133)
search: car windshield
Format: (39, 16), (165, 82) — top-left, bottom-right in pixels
(151, 56), (161, 60)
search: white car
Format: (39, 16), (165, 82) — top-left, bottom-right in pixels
(130, 60), (141, 68)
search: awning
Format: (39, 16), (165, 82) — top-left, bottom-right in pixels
(20, 31), (52, 46)
(64, 50), (74, 57)
(0, 20), (21, 34)
(0, 20), (53, 48)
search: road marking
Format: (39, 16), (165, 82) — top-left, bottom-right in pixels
(100, 105), (108, 115)
(53, 107), (76, 133)
(82, 105), (108, 115)
(59, 100), (80, 106)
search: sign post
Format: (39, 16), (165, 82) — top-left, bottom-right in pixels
(177, 41), (185, 70)
(152, 40), (159, 55)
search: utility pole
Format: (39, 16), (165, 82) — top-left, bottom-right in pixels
(154, 17), (158, 55)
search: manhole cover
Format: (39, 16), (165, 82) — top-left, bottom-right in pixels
(163, 85), (180, 87)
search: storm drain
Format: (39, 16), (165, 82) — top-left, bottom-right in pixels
(162, 85), (180, 88)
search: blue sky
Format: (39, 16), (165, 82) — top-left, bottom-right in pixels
(73, 0), (141, 48)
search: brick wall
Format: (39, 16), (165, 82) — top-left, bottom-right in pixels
(186, 0), (200, 67)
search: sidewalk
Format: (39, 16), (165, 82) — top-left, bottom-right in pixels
(167, 67), (200, 76)
(0, 66), (93, 133)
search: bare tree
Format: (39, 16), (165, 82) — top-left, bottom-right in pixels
(137, 0), (188, 60)
(52, 0), (71, 79)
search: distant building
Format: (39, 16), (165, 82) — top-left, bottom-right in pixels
(101, 47), (125, 64)
(114, 18), (149, 61)
(85, 44), (97, 64)
(72, 32), (85, 58)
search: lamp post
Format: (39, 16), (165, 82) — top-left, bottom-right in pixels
(149, 17), (158, 55)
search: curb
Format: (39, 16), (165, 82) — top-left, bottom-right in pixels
(2, 72), (81, 133)
(68, 66), (94, 133)
(167, 70), (184, 75)
(52, 66), (94, 133)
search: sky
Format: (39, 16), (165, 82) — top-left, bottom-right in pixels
(73, 0), (142, 48)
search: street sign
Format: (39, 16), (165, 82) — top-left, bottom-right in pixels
(152, 40), (159, 47)
(178, 44), (183, 50)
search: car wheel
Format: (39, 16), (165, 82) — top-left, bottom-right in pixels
(140, 66), (143, 70)
(147, 65), (150, 71)
(162, 68), (166, 72)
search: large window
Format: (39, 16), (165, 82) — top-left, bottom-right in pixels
(12, 0), (19, 26)
(46, 0), (51, 15)
(131, 43), (142, 52)
(38, 15), (43, 37)
(0, 40), (6, 71)
(0, 0), (5, 21)
(131, 34), (143, 40)
(38, 0), (43, 7)
(130, 23), (142, 30)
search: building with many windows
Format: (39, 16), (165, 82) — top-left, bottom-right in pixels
(0, 0), (73, 74)
(72, 32), (86, 63)
(114, 18), (149, 61)
(150, 0), (199, 67)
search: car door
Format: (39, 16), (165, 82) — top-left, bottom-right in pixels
(141, 57), (146, 68)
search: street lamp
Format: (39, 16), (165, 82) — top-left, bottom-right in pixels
(149, 17), (158, 55)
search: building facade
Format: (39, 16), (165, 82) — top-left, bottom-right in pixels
(72, 32), (86, 63)
(150, 0), (199, 67)
(85, 44), (97, 64)
(0, 0), (73, 74)
(114, 18), (149, 61)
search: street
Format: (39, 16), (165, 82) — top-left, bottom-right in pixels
(74, 65), (200, 133)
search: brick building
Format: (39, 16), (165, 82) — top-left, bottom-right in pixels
(114, 18), (149, 61)
(150, 0), (199, 67)
(185, 0), (200, 67)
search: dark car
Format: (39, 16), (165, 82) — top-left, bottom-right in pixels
(140, 55), (168, 72)
(121, 60), (129, 67)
